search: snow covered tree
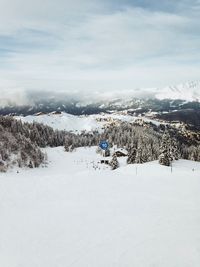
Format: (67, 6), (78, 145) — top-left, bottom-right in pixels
(189, 146), (198, 161)
(159, 132), (171, 166)
(127, 147), (136, 164)
(110, 154), (119, 170)
(28, 161), (34, 168)
(135, 139), (145, 164)
(170, 138), (179, 160)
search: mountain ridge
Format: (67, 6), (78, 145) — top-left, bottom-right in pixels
(0, 81), (199, 116)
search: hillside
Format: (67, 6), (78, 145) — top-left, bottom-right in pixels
(1, 113), (199, 172)
(1, 147), (200, 267)
(156, 109), (200, 127)
(17, 112), (137, 132)
(0, 116), (67, 171)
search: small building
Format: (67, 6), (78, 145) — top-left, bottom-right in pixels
(113, 148), (128, 157)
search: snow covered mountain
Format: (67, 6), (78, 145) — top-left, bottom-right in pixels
(0, 81), (199, 117)
(155, 81), (200, 102)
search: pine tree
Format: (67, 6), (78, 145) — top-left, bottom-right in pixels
(28, 161), (34, 168)
(159, 132), (171, 166)
(127, 147), (136, 164)
(135, 139), (145, 164)
(110, 154), (119, 170)
(170, 138), (179, 160)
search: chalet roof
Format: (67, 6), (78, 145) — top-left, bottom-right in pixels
(114, 148), (128, 154)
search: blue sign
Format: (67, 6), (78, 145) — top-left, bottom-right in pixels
(99, 140), (109, 150)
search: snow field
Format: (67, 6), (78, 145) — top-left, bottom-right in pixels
(0, 147), (200, 267)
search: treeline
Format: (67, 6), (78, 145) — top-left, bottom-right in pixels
(0, 116), (68, 172)
(1, 116), (200, 172)
(0, 124), (44, 172)
(64, 121), (200, 164)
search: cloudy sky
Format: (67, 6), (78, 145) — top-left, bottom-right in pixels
(0, 0), (200, 97)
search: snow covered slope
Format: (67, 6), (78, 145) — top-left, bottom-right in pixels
(155, 81), (200, 101)
(17, 112), (135, 132)
(1, 147), (200, 267)
(19, 113), (101, 132)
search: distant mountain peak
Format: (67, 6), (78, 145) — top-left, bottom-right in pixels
(155, 81), (200, 102)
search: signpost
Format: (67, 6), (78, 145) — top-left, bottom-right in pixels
(99, 140), (109, 157)
(99, 140), (109, 151)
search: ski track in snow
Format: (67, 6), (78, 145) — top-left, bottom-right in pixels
(0, 146), (200, 267)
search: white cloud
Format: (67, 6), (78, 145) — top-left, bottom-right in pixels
(0, 1), (199, 96)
